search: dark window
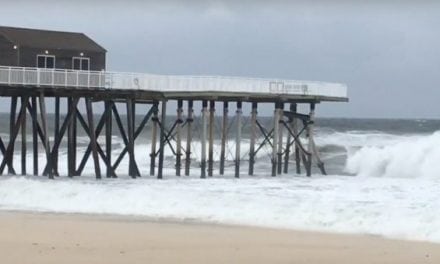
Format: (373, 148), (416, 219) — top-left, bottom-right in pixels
(37, 56), (45, 68)
(73, 58), (81, 70)
(46, 57), (54, 68)
(72, 57), (90, 71)
(36, 55), (56, 68)
(81, 59), (89, 71)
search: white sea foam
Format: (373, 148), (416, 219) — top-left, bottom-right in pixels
(345, 131), (440, 178)
(0, 175), (440, 242)
(1, 130), (440, 243)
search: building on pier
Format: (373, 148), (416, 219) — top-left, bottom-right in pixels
(0, 26), (348, 179)
(0, 26), (106, 71)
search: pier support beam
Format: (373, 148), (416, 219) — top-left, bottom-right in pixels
(67, 98), (77, 177)
(150, 102), (159, 176)
(277, 102), (284, 175)
(158, 100), (167, 179)
(219, 101), (228, 175)
(21, 96), (27, 175)
(9, 96), (17, 175)
(176, 100), (183, 176)
(208, 101), (215, 177)
(53, 97), (60, 176)
(200, 101), (208, 178)
(304, 104), (314, 177)
(235, 101), (242, 178)
(105, 100), (113, 178)
(283, 103), (295, 174)
(126, 98), (136, 178)
(31, 96), (38, 176)
(271, 102), (280, 177)
(294, 104), (301, 174)
(185, 100), (193, 176)
(248, 102), (257, 176)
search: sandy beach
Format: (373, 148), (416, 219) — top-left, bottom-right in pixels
(0, 211), (437, 264)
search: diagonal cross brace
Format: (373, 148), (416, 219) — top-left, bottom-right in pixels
(111, 104), (156, 172)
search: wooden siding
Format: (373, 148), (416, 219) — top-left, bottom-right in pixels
(17, 47), (105, 71)
(0, 35), (17, 66)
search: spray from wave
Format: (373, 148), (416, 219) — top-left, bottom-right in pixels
(342, 131), (440, 178)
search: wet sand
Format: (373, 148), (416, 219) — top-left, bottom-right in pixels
(0, 211), (438, 264)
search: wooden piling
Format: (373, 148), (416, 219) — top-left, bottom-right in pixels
(305, 103), (314, 177)
(248, 102), (257, 176)
(184, 100), (193, 176)
(271, 102), (280, 177)
(31, 96), (38, 176)
(67, 98), (77, 177)
(200, 100), (208, 178)
(105, 101), (113, 178)
(126, 98), (136, 178)
(277, 103), (284, 175)
(283, 103), (294, 174)
(176, 100), (183, 176)
(157, 100), (167, 179)
(219, 101), (228, 175)
(150, 102), (159, 176)
(208, 100), (215, 177)
(20, 96), (27, 175)
(292, 104), (301, 174)
(9, 96), (17, 175)
(235, 101), (242, 178)
(53, 96), (60, 176)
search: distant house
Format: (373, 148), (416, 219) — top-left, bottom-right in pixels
(0, 26), (106, 71)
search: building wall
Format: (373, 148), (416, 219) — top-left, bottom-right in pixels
(18, 48), (106, 71)
(0, 35), (18, 66)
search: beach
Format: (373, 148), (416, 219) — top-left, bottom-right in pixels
(0, 211), (438, 264)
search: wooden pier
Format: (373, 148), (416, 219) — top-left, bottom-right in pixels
(0, 66), (348, 179)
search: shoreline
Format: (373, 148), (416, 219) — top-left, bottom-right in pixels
(0, 210), (439, 264)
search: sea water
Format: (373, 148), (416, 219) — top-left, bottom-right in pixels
(1, 116), (440, 243)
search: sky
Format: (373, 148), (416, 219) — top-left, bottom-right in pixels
(1, 0), (440, 118)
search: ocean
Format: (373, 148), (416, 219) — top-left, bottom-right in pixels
(0, 116), (439, 243)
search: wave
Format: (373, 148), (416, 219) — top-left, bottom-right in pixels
(344, 131), (440, 178)
(1, 129), (440, 243)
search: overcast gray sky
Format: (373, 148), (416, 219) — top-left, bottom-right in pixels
(1, 0), (440, 118)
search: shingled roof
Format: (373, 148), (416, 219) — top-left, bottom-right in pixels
(0, 26), (106, 53)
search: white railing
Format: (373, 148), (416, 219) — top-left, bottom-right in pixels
(0, 66), (348, 99)
(0, 66), (106, 88)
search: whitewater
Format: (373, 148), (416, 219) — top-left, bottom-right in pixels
(1, 124), (440, 243)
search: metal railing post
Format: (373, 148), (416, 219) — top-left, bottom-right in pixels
(37, 68), (40, 87)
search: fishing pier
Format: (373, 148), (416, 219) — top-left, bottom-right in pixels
(0, 26), (348, 179)
(0, 66), (347, 179)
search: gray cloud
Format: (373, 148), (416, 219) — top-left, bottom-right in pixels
(1, 1), (439, 118)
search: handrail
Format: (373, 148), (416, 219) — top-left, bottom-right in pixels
(0, 65), (348, 99)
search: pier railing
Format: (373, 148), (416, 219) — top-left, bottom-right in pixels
(0, 66), (348, 99)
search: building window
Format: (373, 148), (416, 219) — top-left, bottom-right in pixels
(72, 57), (90, 71)
(36, 55), (55, 69)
